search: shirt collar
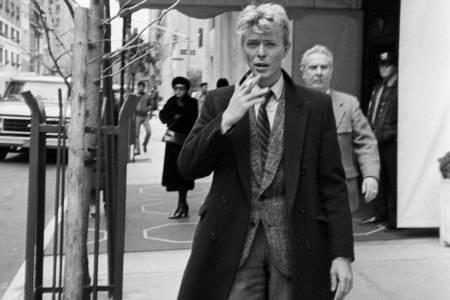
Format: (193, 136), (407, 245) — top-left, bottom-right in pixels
(252, 74), (284, 101)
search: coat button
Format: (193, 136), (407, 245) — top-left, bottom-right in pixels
(210, 233), (217, 241)
(305, 241), (312, 250)
(300, 167), (307, 175)
(221, 195), (228, 204)
(298, 204), (306, 214)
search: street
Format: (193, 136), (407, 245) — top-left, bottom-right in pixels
(0, 152), (58, 298)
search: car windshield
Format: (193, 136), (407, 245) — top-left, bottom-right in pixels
(2, 81), (68, 104)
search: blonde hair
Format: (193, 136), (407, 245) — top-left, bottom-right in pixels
(236, 3), (290, 46)
(300, 45), (334, 70)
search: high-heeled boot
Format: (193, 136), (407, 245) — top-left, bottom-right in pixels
(169, 190), (189, 219)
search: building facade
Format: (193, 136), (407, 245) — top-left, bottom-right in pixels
(0, 0), (75, 92)
(0, 0), (28, 91)
(155, 9), (206, 99)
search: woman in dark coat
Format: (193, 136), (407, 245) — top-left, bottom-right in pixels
(159, 77), (198, 219)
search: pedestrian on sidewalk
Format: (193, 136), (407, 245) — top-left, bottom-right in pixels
(192, 82), (208, 112)
(134, 81), (153, 155)
(177, 3), (354, 300)
(159, 76), (198, 219)
(300, 45), (380, 212)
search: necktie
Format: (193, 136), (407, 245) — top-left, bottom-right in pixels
(257, 91), (273, 163)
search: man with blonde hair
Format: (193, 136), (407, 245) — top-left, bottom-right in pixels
(177, 4), (354, 300)
(300, 45), (380, 213)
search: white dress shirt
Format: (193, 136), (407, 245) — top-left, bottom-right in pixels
(253, 75), (285, 129)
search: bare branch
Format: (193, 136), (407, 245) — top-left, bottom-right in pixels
(60, 27), (75, 38)
(63, 0), (75, 19)
(30, 0), (71, 90)
(107, 0), (133, 23)
(17, 44), (58, 74)
(55, 48), (73, 62)
(97, 46), (157, 82)
(47, 1), (72, 58)
(109, 0), (181, 53)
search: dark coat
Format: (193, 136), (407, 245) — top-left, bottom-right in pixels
(159, 94), (198, 191)
(367, 80), (398, 145)
(177, 72), (354, 300)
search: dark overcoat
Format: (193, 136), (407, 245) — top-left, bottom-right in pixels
(159, 94), (198, 191)
(177, 72), (354, 300)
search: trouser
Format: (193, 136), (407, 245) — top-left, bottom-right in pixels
(372, 141), (397, 226)
(228, 226), (292, 300)
(135, 115), (151, 153)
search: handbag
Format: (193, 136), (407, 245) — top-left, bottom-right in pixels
(162, 129), (186, 146)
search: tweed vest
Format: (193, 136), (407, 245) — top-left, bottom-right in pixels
(238, 91), (293, 276)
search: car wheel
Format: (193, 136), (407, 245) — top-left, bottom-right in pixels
(0, 147), (8, 160)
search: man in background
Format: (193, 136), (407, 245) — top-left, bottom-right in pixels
(300, 45), (380, 212)
(192, 82), (208, 111)
(134, 81), (152, 155)
(363, 52), (398, 229)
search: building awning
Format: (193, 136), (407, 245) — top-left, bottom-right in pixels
(118, 0), (362, 18)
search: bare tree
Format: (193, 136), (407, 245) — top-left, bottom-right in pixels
(23, 0), (182, 298)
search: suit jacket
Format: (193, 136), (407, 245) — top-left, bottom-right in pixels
(330, 90), (380, 209)
(177, 71), (354, 300)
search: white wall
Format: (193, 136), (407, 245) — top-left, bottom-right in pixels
(398, 0), (450, 227)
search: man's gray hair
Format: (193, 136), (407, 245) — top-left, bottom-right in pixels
(236, 3), (290, 46)
(300, 45), (334, 69)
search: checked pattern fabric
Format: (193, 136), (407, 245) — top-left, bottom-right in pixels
(257, 91), (273, 164)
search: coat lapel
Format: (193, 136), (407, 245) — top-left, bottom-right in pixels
(330, 90), (344, 129)
(231, 113), (252, 202)
(284, 76), (309, 210)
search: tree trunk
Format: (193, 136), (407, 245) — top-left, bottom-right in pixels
(85, 0), (104, 217)
(64, 7), (89, 300)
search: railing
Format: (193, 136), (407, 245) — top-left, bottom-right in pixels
(23, 91), (138, 299)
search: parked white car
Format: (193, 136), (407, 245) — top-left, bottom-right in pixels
(0, 75), (71, 160)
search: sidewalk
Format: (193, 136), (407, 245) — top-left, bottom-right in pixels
(123, 119), (450, 300)
(4, 119), (450, 300)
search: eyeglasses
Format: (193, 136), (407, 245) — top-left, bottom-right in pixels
(173, 85), (187, 91)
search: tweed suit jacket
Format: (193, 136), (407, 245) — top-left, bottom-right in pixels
(177, 71), (354, 300)
(238, 94), (292, 275)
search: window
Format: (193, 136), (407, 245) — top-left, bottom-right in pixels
(5, 49), (8, 64)
(0, 0), (3, 9)
(55, 5), (60, 14)
(16, 31), (19, 43)
(55, 18), (60, 27)
(5, 0), (9, 12)
(16, 54), (19, 67)
(0, 48), (2, 63)
(10, 2), (13, 15)
(4, 24), (8, 38)
(10, 28), (14, 40)
(0, 22), (3, 36)
(11, 52), (14, 66)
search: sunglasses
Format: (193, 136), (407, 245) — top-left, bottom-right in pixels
(173, 85), (187, 91)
